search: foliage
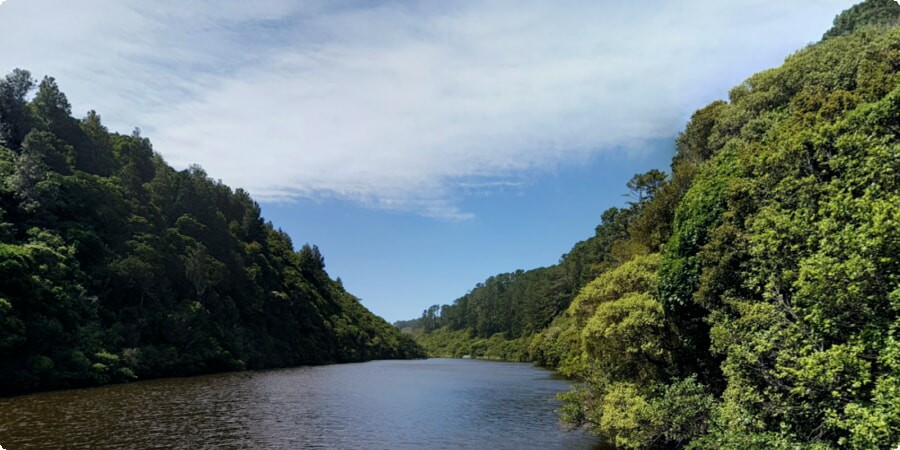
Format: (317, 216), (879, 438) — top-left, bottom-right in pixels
(822, 0), (900, 40)
(396, 182), (649, 344)
(411, 327), (531, 361)
(0, 72), (423, 395)
(667, 19), (900, 448)
(404, 5), (900, 448)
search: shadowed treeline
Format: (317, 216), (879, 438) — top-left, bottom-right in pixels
(0, 72), (423, 396)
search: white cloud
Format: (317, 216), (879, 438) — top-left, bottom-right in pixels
(0, 0), (857, 219)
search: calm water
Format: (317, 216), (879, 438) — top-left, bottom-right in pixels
(0, 358), (600, 449)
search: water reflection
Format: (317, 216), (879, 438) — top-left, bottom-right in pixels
(0, 359), (600, 449)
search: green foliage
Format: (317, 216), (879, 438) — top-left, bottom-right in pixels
(666, 19), (900, 448)
(658, 148), (741, 311)
(0, 70), (423, 395)
(560, 377), (715, 449)
(397, 180), (652, 368)
(568, 253), (660, 327)
(823, 0), (900, 40)
(0, 69), (35, 149)
(625, 169), (667, 208)
(408, 6), (900, 448)
(528, 314), (583, 374)
(554, 253), (712, 448)
(412, 327), (531, 361)
(582, 292), (668, 383)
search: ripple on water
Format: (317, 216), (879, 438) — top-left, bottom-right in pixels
(0, 359), (600, 449)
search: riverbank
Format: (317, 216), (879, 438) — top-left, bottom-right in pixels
(0, 351), (427, 399)
(408, 327), (533, 362)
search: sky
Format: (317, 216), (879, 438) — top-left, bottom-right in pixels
(0, 0), (858, 322)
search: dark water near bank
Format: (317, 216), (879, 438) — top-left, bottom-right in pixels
(0, 358), (599, 449)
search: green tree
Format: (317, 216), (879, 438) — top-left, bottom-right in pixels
(0, 69), (35, 149)
(823, 0), (900, 40)
(0, 68), (424, 395)
(625, 169), (667, 207)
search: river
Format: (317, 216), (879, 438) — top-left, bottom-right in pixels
(0, 358), (601, 449)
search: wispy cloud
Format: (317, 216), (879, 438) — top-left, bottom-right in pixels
(0, 0), (856, 219)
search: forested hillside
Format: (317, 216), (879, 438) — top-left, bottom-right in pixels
(397, 172), (660, 360)
(401, 0), (900, 447)
(0, 73), (422, 395)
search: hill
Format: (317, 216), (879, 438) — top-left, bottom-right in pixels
(0, 72), (422, 395)
(400, 1), (900, 447)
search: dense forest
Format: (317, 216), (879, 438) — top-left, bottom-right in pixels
(0, 71), (423, 395)
(399, 1), (900, 448)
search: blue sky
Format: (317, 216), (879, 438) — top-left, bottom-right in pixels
(0, 0), (858, 321)
(262, 139), (674, 321)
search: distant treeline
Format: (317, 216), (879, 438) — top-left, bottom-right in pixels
(0, 70), (423, 395)
(398, 1), (900, 448)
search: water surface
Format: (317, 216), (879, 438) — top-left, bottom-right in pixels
(0, 358), (599, 449)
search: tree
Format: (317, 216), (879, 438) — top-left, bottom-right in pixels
(11, 131), (69, 213)
(298, 243), (326, 275)
(823, 0), (900, 40)
(32, 77), (72, 129)
(625, 169), (666, 207)
(0, 69), (35, 149)
(0, 68), (424, 395)
(182, 244), (224, 300)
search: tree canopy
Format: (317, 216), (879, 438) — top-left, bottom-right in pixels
(0, 72), (422, 395)
(401, 2), (900, 447)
